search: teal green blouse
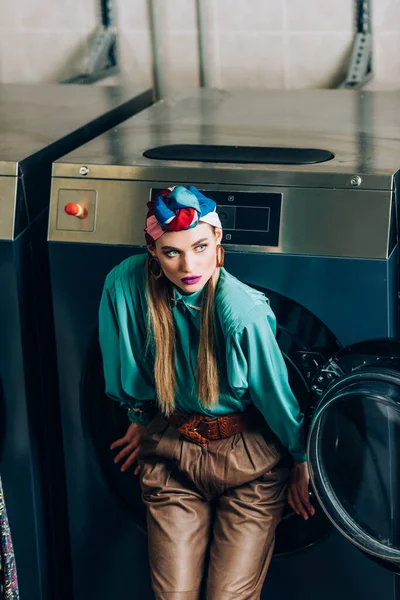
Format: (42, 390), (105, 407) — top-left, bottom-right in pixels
(99, 253), (306, 462)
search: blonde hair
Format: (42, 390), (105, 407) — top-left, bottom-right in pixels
(145, 256), (220, 416)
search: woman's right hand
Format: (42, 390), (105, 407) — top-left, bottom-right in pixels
(110, 422), (146, 475)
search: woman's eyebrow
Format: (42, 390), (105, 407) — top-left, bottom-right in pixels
(161, 244), (179, 250)
(191, 237), (209, 247)
(161, 237), (209, 251)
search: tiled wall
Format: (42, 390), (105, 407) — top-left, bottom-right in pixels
(0, 0), (99, 83)
(1, 0), (399, 92)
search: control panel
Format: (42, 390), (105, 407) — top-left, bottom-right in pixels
(51, 180), (390, 260)
(151, 189), (282, 246)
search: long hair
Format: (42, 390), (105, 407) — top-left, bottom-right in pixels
(145, 256), (220, 416)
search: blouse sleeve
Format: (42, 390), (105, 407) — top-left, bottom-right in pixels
(98, 281), (156, 426)
(230, 304), (307, 462)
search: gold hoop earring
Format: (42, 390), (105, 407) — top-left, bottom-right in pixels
(149, 257), (164, 280)
(216, 244), (225, 268)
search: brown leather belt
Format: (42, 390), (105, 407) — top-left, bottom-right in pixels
(168, 407), (257, 446)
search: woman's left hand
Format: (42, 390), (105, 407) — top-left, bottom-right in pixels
(288, 461), (315, 520)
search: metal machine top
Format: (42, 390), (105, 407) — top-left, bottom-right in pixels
(53, 88), (400, 190)
(0, 84), (152, 240)
(0, 83), (143, 176)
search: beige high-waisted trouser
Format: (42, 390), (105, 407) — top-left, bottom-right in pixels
(138, 414), (290, 600)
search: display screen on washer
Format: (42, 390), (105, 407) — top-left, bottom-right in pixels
(151, 189), (282, 246)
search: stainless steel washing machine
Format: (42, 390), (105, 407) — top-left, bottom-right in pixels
(48, 88), (400, 599)
(0, 83), (152, 600)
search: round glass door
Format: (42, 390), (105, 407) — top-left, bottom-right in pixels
(308, 340), (400, 571)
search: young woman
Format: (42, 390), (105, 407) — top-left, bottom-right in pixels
(99, 185), (314, 600)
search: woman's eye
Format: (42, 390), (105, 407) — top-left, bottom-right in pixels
(195, 244), (207, 252)
(164, 250), (179, 257)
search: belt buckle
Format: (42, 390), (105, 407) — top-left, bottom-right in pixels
(179, 417), (209, 446)
(189, 416), (202, 432)
(190, 429), (209, 446)
(198, 420), (219, 440)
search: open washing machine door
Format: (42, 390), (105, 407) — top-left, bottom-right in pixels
(307, 339), (400, 573)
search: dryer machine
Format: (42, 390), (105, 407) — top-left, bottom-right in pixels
(48, 89), (400, 599)
(0, 84), (152, 600)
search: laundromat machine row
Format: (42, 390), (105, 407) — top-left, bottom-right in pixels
(48, 89), (400, 600)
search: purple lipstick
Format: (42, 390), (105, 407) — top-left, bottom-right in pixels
(181, 275), (202, 285)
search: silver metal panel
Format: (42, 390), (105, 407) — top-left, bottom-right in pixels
(0, 177), (17, 240)
(0, 83), (142, 170)
(0, 163), (18, 177)
(53, 89), (400, 189)
(56, 189), (97, 232)
(48, 178), (392, 259)
(51, 163), (391, 191)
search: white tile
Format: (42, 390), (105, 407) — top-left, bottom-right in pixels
(120, 25), (220, 93)
(371, 33), (400, 89)
(20, 0), (88, 31)
(116, 0), (149, 31)
(285, 0), (353, 32)
(201, 31), (221, 87)
(0, 0), (20, 31)
(373, 0), (400, 33)
(219, 33), (285, 89)
(93, 74), (123, 86)
(363, 78), (398, 91)
(0, 33), (26, 82)
(117, 30), (153, 89)
(216, 0), (284, 32)
(1, 31), (90, 83)
(156, 0), (220, 88)
(163, 31), (199, 92)
(81, 0), (101, 32)
(203, 0), (219, 31)
(287, 33), (353, 89)
(0, 32), (33, 82)
(161, 0), (197, 31)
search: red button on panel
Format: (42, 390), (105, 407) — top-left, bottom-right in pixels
(64, 203), (87, 219)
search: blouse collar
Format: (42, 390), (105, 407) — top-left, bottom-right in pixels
(170, 285), (203, 317)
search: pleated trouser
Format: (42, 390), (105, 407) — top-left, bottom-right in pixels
(139, 414), (289, 600)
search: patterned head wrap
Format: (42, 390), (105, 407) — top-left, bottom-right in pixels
(144, 185), (222, 245)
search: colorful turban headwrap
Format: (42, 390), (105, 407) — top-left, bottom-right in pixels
(144, 185), (222, 245)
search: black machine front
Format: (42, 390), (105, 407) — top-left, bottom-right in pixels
(48, 237), (400, 600)
(0, 84), (152, 600)
(47, 87), (400, 600)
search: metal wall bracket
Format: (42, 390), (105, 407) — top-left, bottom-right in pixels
(61, 0), (119, 85)
(338, 32), (372, 89)
(84, 25), (117, 77)
(338, 0), (373, 89)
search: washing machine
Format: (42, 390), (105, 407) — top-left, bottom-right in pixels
(0, 83), (152, 600)
(48, 88), (400, 599)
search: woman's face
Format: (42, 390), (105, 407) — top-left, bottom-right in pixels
(151, 223), (223, 293)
